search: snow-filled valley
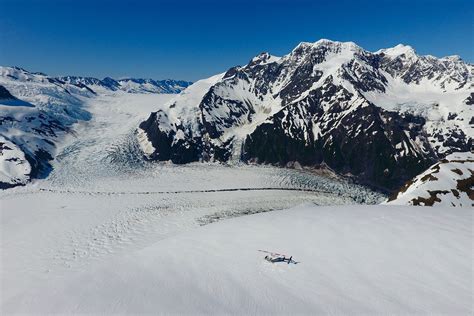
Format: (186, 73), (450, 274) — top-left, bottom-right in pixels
(1, 89), (472, 314)
(2, 0), (474, 309)
(0, 54), (472, 314)
(1, 90), (399, 313)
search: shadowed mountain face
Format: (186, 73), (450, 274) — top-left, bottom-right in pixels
(139, 40), (473, 191)
(0, 85), (15, 99)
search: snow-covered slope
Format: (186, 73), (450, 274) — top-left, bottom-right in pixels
(388, 151), (473, 206)
(0, 67), (94, 188)
(0, 137), (31, 188)
(139, 39), (473, 190)
(1, 99), (386, 313)
(138, 73), (225, 162)
(2, 204), (471, 314)
(0, 66), (190, 188)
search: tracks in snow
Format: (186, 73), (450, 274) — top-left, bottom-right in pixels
(38, 187), (336, 196)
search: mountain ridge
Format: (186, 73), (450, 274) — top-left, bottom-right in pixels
(1, 66), (192, 95)
(387, 152), (473, 206)
(138, 39), (473, 191)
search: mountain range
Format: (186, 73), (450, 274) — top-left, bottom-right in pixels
(1, 40), (473, 194)
(2, 67), (192, 95)
(59, 76), (192, 94)
(0, 66), (190, 188)
(138, 39), (473, 191)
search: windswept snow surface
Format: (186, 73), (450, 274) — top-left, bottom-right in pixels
(1, 91), (387, 313)
(1, 205), (472, 314)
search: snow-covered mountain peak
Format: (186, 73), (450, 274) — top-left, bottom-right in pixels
(441, 55), (463, 62)
(286, 40), (371, 87)
(300, 39), (361, 49)
(291, 39), (364, 57)
(139, 40), (472, 191)
(377, 45), (469, 70)
(1, 66), (45, 83)
(250, 52), (281, 66)
(378, 44), (416, 58)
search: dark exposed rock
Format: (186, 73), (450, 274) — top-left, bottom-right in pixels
(0, 85), (15, 99)
(24, 148), (53, 180)
(243, 102), (434, 190)
(139, 112), (175, 161)
(465, 93), (474, 105)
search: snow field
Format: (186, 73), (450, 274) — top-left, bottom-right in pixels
(2, 205), (471, 314)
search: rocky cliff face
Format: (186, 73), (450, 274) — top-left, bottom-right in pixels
(139, 39), (473, 191)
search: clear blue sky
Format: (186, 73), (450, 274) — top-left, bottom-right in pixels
(1, 0), (472, 81)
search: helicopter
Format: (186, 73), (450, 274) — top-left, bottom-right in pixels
(258, 250), (299, 264)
